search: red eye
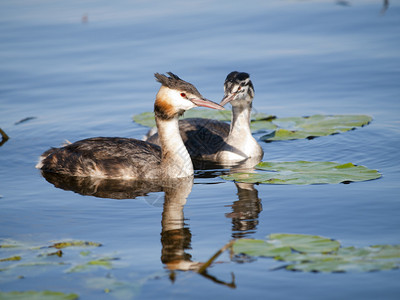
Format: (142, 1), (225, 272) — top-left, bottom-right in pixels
(237, 86), (241, 91)
(180, 93), (186, 98)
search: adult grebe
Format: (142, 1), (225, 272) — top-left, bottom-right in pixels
(145, 71), (263, 164)
(36, 72), (224, 179)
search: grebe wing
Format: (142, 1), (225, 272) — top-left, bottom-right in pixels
(178, 118), (230, 158)
(145, 118), (230, 159)
(40, 137), (161, 179)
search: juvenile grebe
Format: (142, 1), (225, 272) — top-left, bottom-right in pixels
(145, 71), (263, 164)
(36, 72), (224, 179)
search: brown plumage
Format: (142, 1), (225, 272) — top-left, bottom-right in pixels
(36, 73), (224, 179)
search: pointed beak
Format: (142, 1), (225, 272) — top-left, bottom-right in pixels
(190, 97), (225, 110)
(219, 92), (236, 107)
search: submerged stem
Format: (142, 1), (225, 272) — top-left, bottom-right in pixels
(197, 240), (235, 274)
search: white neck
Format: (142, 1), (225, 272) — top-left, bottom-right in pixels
(156, 115), (194, 178)
(223, 103), (263, 161)
(229, 104), (253, 138)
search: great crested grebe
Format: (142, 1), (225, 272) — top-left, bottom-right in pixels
(36, 72), (224, 179)
(145, 71), (263, 164)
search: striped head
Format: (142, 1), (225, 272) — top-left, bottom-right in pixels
(219, 71), (255, 107)
(154, 72), (224, 120)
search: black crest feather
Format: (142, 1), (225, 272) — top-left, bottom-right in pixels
(224, 71), (254, 95)
(154, 72), (203, 98)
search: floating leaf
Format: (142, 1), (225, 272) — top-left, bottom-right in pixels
(0, 255), (21, 262)
(232, 234), (400, 273)
(261, 114), (372, 141)
(132, 112), (157, 128)
(182, 109), (233, 121)
(232, 239), (291, 258)
(16, 262), (67, 268)
(0, 239), (21, 249)
(221, 161), (381, 185)
(38, 250), (63, 258)
(0, 245), (19, 249)
(249, 120), (277, 132)
(67, 257), (116, 273)
(86, 276), (142, 300)
(80, 251), (91, 256)
(0, 291), (78, 300)
(132, 109), (274, 129)
(268, 233), (340, 254)
(286, 259), (398, 273)
(50, 241), (102, 249)
(133, 112), (371, 141)
(233, 234), (339, 258)
(284, 245), (400, 272)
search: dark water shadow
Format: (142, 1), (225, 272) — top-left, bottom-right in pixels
(40, 172), (237, 287)
(41, 171), (165, 199)
(41, 152), (264, 241)
(193, 155), (263, 177)
(159, 176), (236, 288)
(193, 159), (263, 239)
(226, 182), (262, 239)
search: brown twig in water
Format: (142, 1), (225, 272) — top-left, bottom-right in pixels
(200, 271), (236, 289)
(0, 128), (9, 146)
(197, 239), (235, 274)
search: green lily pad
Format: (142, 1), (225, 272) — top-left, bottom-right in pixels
(261, 114), (372, 141)
(0, 255), (21, 262)
(0, 290), (78, 300)
(233, 239), (292, 258)
(133, 112), (157, 128)
(183, 109), (233, 121)
(268, 233), (340, 254)
(133, 112), (371, 141)
(231, 234), (400, 273)
(15, 262), (67, 268)
(221, 161), (381, 185)
(132, 110), (274, 129)
(284, 245), (400, 272)
(50, 241), (102, 249)
(249, 120), (277, 132)
(0, 245), (19, 249)
(286, 257), (399, 273)
(86, 276), (142, 300)
(80, 250), (91, 256)
(67, 257), (116, 273)
(0, 239), (107, 280)
(233, 234), (339, 258)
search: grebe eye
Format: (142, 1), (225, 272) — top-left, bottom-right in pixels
(237, 86), (241, 92)
(180, 93), (186, 98)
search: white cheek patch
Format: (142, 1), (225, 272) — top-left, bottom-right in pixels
(167, 89), (196, 111)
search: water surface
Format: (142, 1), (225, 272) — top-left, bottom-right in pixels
(1, 1), (399, 299)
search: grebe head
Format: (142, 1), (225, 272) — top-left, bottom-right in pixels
(219, 71), (254, 107)
(154, 72), (224, 120)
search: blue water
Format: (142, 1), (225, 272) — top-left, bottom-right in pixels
(1, 0), (400, 299)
